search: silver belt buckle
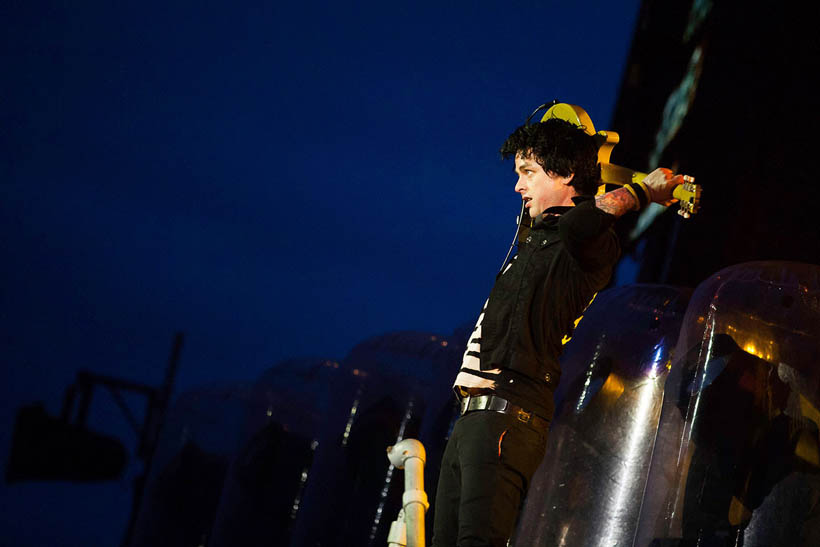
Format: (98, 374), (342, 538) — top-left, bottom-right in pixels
(460, 394), (470, 415)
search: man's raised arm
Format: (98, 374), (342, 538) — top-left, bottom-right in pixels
(595, 168), (685, 217)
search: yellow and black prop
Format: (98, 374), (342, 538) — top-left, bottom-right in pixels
(541, 102), (702, 218)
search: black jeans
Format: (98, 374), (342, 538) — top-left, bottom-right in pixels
(431, 409), (548, 547)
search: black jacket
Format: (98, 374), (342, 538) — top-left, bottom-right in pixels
(480, 196), (619, 409)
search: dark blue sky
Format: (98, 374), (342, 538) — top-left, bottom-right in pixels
(1, 1), (641, 544)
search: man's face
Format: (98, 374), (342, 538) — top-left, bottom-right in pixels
(514, 153), (577, 218)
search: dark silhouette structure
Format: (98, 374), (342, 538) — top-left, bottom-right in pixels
(607, 0), (820, 286)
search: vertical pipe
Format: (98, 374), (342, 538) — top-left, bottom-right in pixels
(402, 456), (426, 547)
(387, 439), (429, 547)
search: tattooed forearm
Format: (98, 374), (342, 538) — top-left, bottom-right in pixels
(595, 187), (639, 217)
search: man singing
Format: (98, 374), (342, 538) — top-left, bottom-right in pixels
(431, 116), (684, 547)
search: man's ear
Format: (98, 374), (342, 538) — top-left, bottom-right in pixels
(546, 171), (575, 185)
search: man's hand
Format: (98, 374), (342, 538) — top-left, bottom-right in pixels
(642, 168), (685, 205)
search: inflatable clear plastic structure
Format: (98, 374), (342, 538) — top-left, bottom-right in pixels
(513, 284), (692, 546)
(636, 262), (820, 547)
(129, 329), (466, 547)
(515, 262), (820, 547)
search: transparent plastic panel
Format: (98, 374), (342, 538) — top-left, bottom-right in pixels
(636, 262), (820, 547)
(133, 360), (338, 547)
(133, 328), (468, 547)
(287, 330), (466, 547)
(513, 285), (692, 547)
(130, 384), (254, 547)
(208, 359), (338, 547)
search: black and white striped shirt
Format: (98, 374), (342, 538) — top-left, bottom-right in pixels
(454, 257), (518, 391)
(453, 298), (503, 390)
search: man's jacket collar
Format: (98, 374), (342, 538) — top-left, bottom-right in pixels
(535, 195), (593, 226)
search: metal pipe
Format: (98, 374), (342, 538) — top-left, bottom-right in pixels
(386, 438), (429, 547)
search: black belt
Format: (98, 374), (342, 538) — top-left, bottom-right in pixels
(459, 394), (549, 431)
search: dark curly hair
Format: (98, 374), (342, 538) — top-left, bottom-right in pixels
(500, 118), (600, 196)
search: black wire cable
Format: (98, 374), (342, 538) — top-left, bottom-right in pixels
(498, 199), (525, 275)
(524, 99), (559, 125)
(497, 99), (559, 274)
